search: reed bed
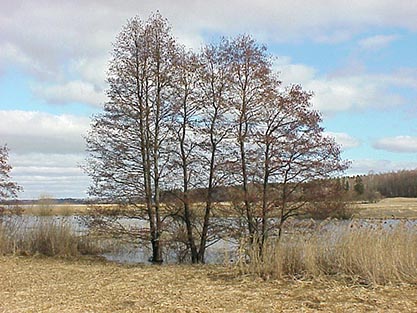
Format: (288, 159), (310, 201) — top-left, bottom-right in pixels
(0, 217), (100, 257)
(237, 220), (417, 285)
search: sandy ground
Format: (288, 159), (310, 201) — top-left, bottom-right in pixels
(1, 256), (417, 312)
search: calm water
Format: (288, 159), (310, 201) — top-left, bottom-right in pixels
(2, 215), (416, 264)
(1, 214), (237, 264)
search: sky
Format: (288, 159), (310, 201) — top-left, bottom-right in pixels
(1, 1), (417, 199)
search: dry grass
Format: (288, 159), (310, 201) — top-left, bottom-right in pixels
(0, 218), (100, 257)
(1, 256), (416, 312)
(238, 221), (417, 285)
(355, 197), (417, 219)
(12, 197), (417, 219)
(20, 204), (91, 216)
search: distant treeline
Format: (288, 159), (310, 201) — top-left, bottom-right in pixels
(3, 169), (417, 205)
(0, 198), (89, 205)
(339, 169), (417, 200)
(157, 169), (417, 204)
(363, 169), (417, 198)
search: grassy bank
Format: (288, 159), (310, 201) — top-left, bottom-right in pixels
(1, 256), (417, 312)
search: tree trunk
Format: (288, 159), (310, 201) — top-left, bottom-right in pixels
(239, 128), (255, 239)
(260, 143), (270, 253)
(198, 149), (215, 263)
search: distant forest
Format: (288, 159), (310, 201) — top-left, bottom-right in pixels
(342, 169), (417, 200)
(2, 169), (417, 205)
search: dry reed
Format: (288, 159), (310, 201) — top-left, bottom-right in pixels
(237, 220), (417, 285)
(3, 256), (417, 312)
(0, 217), (100, 257)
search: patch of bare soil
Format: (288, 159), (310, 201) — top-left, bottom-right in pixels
(1, 256), (416, 312)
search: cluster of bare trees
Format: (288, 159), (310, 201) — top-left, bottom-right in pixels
(85, 13), (348, 264)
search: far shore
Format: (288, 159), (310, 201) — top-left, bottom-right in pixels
(4, 197), (417, 219)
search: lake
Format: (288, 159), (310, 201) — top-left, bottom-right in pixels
(2, 214), (416, 264)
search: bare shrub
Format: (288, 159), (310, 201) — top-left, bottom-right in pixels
(306, 200), (354, 220)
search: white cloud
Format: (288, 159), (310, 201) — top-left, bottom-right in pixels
(8, 153), (89, 199)
(308, 75), (406, 113)
(12, 173), (89, 199)
(373, 136), (417, 153)
(9, 153), (85, 168)
(274, 58), (411, 114)
(70, 57), (109, 88)
(32, 81), (106, 107)
(388, 68), (417, 89)
(347, 159), (417, 175)
(358, 34), (399, 50)
(274, 59), (316, 86)
(0, 111), (92, 198)
(1, 1), (417, 111)
(2, 1), (417, 78)
(0, 43), (46, 77)
(0, 2), (120, 76)
(324, 132), (360, 149)
(0, 110), (90, 154)
(162, 0), (417, 43)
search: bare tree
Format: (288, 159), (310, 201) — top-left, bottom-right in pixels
(226, 35), (274, 240)
(165, 42), (235, 264)
(194, 41), (236, 263)
(165, 48), (202, 262)
(85, 13), (178, 264)
(0, 145), (21, 203)
(254, 85), (349, 239)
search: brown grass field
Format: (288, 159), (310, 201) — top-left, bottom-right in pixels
(355, 197), (417, 219)
(15, 197), (417, 219)
(1, 256), (417, 312)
